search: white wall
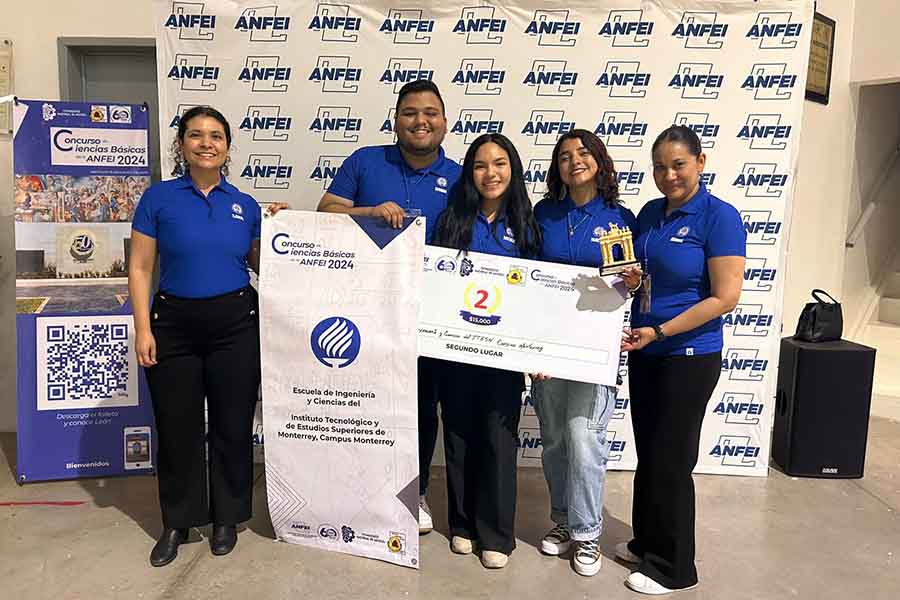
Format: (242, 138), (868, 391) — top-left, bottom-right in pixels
(851, 2), (900, 84)
(782, 0), (857, 335)
(0, 1), (155, 431)
(842, 83), (900, 334)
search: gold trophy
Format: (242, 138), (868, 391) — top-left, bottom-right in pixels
(597, 223), (640, 276)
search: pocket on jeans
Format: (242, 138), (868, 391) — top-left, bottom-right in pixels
(587, 385), (616, 431)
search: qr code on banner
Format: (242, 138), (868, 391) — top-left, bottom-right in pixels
(36, 316), (139, 411)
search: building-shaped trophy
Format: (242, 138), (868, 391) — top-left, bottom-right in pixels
(597, 223), (640, 276)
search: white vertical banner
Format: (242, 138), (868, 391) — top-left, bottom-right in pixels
(259, 211), (424, 568)
(155, 0), (815, 477)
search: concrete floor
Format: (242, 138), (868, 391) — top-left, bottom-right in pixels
(1, 421), (898, 600)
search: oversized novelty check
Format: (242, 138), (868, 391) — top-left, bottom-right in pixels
(419, 246), (629, 385)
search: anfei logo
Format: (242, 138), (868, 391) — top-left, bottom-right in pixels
(607, 430), (627, 462)
(308, 2), (361, 42)
(523, 59), (578, 97)
(668, 63), (724, 99)
(235, 5), (291, 42)
(452, 58), (505, 95)
(596, 61), (651, 98)
(738, 114), (792, 150)
(238, 56), (291, 92)
(672, 11), (728, 49)
(309, 56), (361, 93)
(311, 317), (361, 368)
(518, 428), (543, 459)
(710, 435), (761, 467)
(742, 63), (798, 100)
(309, 106), (362, 142)
(380, 58), (433, 92)
(168, 103), (196, 128)
(241, 154), (293, 189)
(521, 110), (576, 145)
(744, 257), (778, 292)
(700, 173), (717, 187)
(453, 4), (507, 44)
(673, 112), (720, 148)
(165, 2), (216, 40)
(451, 108), (504, 143)
(595, 111), (648, 147)
(379, 108), (397, 137)
(310, 155), (347, 189)
(713, 392), (764, 425)
(723, 303), (775, 337)
(734, 163), (788, 198)
(614, 160), (645, 195)
(741, 210), (783, 245)
(379, 8), (434, 44)
(611, 395), (629, 420)
(167, 54), (219, 91)
(526, 9), (581, 47)
(721, 348), (768, 382)
(747, 12), (803, 49)
(240, 105), (292, 141)
(524, 158), (550, 194)
(599, 9), (654, 47)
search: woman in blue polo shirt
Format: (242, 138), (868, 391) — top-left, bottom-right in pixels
(432, 133), (541, 569)
(531, 129), (637, 577)
(129, 106), (263, 567)
(618, 125), (745, 595)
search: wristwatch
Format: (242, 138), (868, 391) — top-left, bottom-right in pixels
(652, 324), (666, 342)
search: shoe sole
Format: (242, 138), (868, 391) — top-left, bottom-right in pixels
(625, 579), (698, 595)
(540, 540), (572, 555)
(573, 559), (601, 577)
(210, 544), (236, 556)
(419, 526), (433, 535)
(150, 550), (178, 568)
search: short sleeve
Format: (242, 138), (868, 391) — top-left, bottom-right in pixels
(705, 201), (746, 258)
(131, 186), (157, 238)
(326, 150), (361, 202)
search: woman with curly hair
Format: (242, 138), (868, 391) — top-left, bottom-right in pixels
(531, 129), (640, 576)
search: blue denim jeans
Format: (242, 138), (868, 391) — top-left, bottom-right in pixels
(531, 378), (616, 541)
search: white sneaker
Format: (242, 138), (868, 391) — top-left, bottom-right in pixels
(450, 535), (475, 555)
(625, 572), (697, 595)
(615, 541), (641, 564)
(540, 523), (572, 555)
(572, 538), (602, 577)
(480, 550), (508, 569)
(418, 496), (433, 534)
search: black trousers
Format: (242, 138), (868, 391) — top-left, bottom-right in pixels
(146, 286), (260, 529)
(627, 350), (721, 589)
(418, 357), (443, 496)
(441, 362), (523, 554)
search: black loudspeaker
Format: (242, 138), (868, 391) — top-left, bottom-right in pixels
(773, 337), (875, 478)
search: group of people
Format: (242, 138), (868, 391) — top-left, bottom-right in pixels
(128, 80), (746, 595)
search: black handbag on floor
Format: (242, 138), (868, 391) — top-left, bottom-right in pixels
(795, 289), (843, 342)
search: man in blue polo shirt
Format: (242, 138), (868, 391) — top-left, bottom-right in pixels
(318, 80), (462, 534)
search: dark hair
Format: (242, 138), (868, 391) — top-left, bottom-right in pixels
(652, 125), (702, 157)
(170, 105), (232, 177)
(434, 133), (542, 258)
(544, 129), (620, 206)
(395, 80), (446, 115)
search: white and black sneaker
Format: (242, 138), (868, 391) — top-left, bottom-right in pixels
(540, 523), (572, 555)
(419, 496), (433, 534)
(573, 537), (602, 576)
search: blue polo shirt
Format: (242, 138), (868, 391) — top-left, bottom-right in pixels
(468, 213), (523, 257)
(132, 174), (261, 298)
(327, 145), (461, 243)
(534, 194), (637, 268)
(631, 183), (746, 356)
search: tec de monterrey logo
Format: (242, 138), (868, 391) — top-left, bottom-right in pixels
(311, 316), (361, 368)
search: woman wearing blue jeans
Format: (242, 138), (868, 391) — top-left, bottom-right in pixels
(531, 129), (639, 576)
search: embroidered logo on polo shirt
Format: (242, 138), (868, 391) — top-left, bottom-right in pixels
(503, 226), (516, 243)
(232, 202), (245, 221)
(671, 225), (689, 243)
(591, 225), (604, 243)
(434, 176), (449, 194)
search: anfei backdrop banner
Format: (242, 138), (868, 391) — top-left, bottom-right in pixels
(13, 100), (156, 483)
(154, 0), (814, 476)
(259, 212), (423, 567)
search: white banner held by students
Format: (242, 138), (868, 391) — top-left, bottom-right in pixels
(259, 211), (424, 568)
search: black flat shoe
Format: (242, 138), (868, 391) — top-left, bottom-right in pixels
(210, 524), (237, 556)
(150, 528), (189, 567)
